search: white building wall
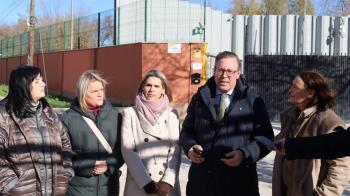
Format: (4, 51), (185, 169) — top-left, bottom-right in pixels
(116, 0), (350, 56)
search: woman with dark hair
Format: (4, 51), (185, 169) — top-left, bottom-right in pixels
(121, 69), (181, 196)
(0, 65), (73, 195)
(60, 70), (124, 196)
(272, 71), (350, 196)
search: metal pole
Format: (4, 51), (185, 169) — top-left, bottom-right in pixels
(97, 12), (101, 47)
(144, 0), (148, 42)
(117, 6), (120, 45)
(64, 21), (66, 50)
(70, 0), (74, 50)
(114, 0), (117, 45)
(203, 0), (206, 42)
(27, 0), (35, 65)
(77, 18), (81, 49)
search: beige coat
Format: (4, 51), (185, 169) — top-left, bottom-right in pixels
(273, 107), (350, 196)
(121, 107), (181, 196)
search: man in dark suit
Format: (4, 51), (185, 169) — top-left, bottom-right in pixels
(180, 51), (274, 196)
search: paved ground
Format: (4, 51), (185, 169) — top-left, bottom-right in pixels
(119, 122), (350, 196)
(118, 152), (274, 196)
(119, 153), (275, 196)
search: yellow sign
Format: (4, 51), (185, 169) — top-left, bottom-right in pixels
(194, 48), (202, 58)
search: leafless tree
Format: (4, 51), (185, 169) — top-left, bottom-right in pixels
(261, 0), (288, 15)
(232, 0), (262, 15)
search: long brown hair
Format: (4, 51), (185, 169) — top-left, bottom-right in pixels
(299, 71), (335, 110)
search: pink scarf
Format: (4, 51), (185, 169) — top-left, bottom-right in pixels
(135, 93), (169, 126)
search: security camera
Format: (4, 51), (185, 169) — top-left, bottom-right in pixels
(227, 17), (234, 22)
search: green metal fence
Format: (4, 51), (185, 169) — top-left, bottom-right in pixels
(0, 8), (116, 58)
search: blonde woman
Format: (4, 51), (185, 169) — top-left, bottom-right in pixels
(121, 69), (181, 196)
(60, 70), (124, 196)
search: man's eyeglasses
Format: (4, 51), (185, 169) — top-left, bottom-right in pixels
(214, 68), (239, 77)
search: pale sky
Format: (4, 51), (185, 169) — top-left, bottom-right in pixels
(0, 0), (325, 26)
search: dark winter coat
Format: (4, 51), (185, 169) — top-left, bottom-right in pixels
(0, 99), (72, 196)
(60, 99), (124, 196)
(285, 126), (350, 159)
(180, 76), (274, 196)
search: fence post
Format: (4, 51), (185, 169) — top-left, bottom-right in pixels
(113, 2), (117, 45)
(12, 36), (15, 57)
(98, 12), (101, 47)
(49, 25), (52, 51)
(6, 37), (9, 57)
(18, 34), (21, 56)
(117, 6), (120, 45)
(144, 0), (148, 42)
(77, 18), (80, 49)
(0, 39), (2, 57)
(64, 21), (67, 50)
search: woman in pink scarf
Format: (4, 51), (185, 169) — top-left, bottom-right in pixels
(121, 70), (181, 196)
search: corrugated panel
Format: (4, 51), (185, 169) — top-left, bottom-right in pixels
(334, 17), (348, 55)
(263, 15), (277, 54)
(280, 15), (296, 54)
(219, 12), (232, 54)
(315, 16), (331, 55)
(232, 14), (350, 56)
(231, 16), (245, 58)
(298, 15), (314, 55)
(247, 15), (262, 55)
(208, 10), (224, 54)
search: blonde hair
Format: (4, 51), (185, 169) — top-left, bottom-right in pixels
(138, 69), (173, 102)
(77, 70), (108, 113)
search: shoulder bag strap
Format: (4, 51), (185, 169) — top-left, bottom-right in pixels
(82, 116), (113, 154)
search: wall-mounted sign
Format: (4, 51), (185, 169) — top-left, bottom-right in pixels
(168, 43), (182, 53)
(192, 62), (202, 70)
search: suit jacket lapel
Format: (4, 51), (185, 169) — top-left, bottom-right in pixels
(200, 86), (217, 121)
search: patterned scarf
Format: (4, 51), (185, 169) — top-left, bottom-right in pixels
(135, 92), (169, 126)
